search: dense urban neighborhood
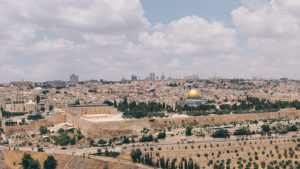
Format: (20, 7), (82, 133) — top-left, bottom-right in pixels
(0, 76), (299, 168)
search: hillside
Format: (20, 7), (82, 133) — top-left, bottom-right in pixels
(3, 150), (151, 169)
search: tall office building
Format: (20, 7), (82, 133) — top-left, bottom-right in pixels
(131, 75), (138, 81)
(149, 73), (155, 81)
(70, 74), (79, 86)
(161, 74), (165, 80)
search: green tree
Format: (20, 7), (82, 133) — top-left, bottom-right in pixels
(131, 149), (142, 162)
(261, 161), (266, 168)
(98, 139), (107, 145)
(42, 90), (49, 95)
(58, 128), (64, 134)
(234, 127), (251, 136)
(185, 126), (193, 136)
(113, 99), (117, 107)
(21, 153), (40, 169)
(211, 129), (230, 138)
(29, 160), (40, 169)
(87, 137), (95, 146)
(70, 136), (76, 145)
(43, 156), (57, 169)
(219, 104), (231, 111)
(139, 134), (153, 142)
(157, 132), (166, 139)
(21, 153), (32, 169)
(213, 162), (225, 169)
(39, 126), (48, 135)
(123, 136), (130, 144)
(287, 125), (298, 132)
(36, 95), (40, 104)
(51, 133), (71, 146)
(49, 105), (53, 111)
(103, 100), (113, 106)
(261, 124), (270, 133)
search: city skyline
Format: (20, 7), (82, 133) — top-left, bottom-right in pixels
(4, 73), (296, 84)
(1, 0), (300, 82)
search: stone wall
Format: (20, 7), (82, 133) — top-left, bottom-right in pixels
(4, 112), (66, 137)
(68, 106), (118, 116)
(70, 108), (300, 138)
(79, 107), (118, 115)
(151, 108), (300, 128)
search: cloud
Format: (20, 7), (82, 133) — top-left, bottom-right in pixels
(0, 0), (149, 81)
(138, 16), (239, 57)
(232, 3), (300, 39)
(6, 0), (149, 36)
(1, 0), (300, 82)
(126, 16), (243, 77)
(232, 0), (300, 78)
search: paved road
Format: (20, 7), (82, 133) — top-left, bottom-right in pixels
(0, 135), (298, 154)
(125, 135), (300, 149)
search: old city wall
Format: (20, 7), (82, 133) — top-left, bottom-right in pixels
(79, 107), (118, 115)
(4, 112), (66, 137)
(66, 108), (300, 138)
(150, 108), (300, 127)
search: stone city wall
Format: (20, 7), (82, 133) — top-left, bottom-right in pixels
(150, 108), (300, 128)
(67, 106), (118, 117)
(4, 112), (66, 137)
(70, 108), (300, 138)
(79, 107), (118, 115)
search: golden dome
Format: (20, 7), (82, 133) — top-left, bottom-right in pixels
(187, 89), (200, 98)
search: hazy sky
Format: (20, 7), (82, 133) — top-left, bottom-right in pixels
(1, 0), (300, 82)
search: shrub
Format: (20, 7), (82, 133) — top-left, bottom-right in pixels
(105, 151), (120, 157)
(287, 125), (298, 132)
(139, 135), (153, 142)
(103, 100), (113, 106)
(157, 132), (166, 139)
(51, 134), (71, 146)
(39, 126), (49, 135)
(261, 124), (270, 133)
(28, 114), (44, 120)
(234, 127), (252, 136)
(212, 129), (230, 138)
(98, 139), (107, 145)
(58, 128), (64, 134)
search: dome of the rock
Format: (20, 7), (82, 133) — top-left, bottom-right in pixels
(187, 89), (200, 98)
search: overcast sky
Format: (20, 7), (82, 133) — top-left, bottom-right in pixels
(1, 0), (300, 82)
